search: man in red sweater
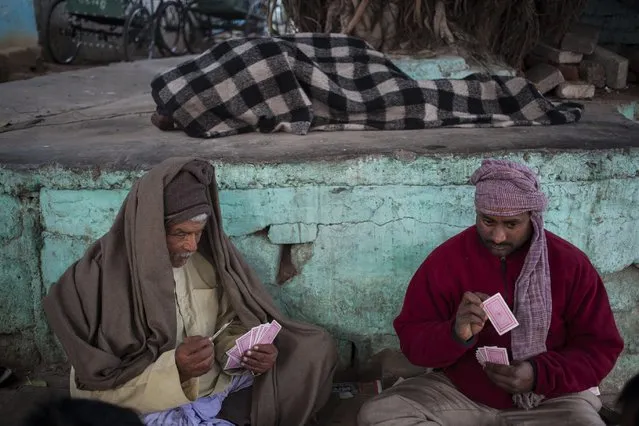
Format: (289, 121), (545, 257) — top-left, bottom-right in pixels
(358, 159), (624, 426)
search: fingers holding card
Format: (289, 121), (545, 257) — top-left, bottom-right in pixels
(476, 346), (510, 367)
(224, 320), (282, 372)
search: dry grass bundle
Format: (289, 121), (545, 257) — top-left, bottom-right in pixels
(271, 0), (588, 69)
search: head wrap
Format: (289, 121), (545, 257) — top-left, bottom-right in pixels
(164, 160), (213, 226)
(470, 159), (552, 410)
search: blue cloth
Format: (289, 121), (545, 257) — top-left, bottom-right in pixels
(144, 375), (253, 426)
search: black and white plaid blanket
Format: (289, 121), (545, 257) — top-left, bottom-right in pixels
(151, 33), (582, 138)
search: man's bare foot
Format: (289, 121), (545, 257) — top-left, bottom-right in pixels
(151, 112), (176, 131)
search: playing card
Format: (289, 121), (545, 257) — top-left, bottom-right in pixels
(224, 354), (242, 370)
(484, 346), (510, 365)
(255, 323), (269, 344)
(475, 348), (486, 366)
(223, 321), (283, 371)
(476, 346), (509, 366)
(259, 320), (282, 345)
(249, 327), (259, 348)
(226, 345), (242, 360)
(235, 331), (253, 354)
(481, 293), (519, 335)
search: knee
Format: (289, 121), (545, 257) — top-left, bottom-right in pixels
(357, 394), (414, 426)
(357, 398), (381, 426)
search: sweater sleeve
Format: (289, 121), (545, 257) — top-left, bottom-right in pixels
(394, 259), (476, 368)
(532, 258), (624, 398)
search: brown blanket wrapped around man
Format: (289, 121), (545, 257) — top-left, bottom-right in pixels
(43, 157), (338, 425)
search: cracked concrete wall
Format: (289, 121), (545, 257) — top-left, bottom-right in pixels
(1, 150), (638, 392)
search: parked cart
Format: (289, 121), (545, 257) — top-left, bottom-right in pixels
(45, 0), (185, 63)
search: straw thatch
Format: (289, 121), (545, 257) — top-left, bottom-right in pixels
(270, 0), (588, 69)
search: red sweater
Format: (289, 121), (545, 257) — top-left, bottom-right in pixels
(394, 226), (624, 409)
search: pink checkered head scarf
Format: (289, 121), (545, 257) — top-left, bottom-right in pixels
(470, 159), (551, 410)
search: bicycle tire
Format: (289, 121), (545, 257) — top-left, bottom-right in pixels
(182, 0), (210, 54)
(123, 5), (152, 62)
(155, 0), (184, 56)
(44, 0), (81, 64)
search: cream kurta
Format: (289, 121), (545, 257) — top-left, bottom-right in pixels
(70, 253), (248, 414)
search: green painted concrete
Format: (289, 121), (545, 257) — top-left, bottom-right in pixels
(1, 150), (639, 392)
(619, 102), (638, 121)
(391, 56), (515, 80)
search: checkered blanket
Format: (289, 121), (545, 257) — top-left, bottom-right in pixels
(150, 33), (583, 138)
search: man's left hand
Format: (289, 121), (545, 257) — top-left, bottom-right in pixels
(484, 360), (535, 394)
(241, 344), (278, 375)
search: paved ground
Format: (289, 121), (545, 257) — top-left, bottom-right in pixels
(0, 58), (638, 171)
(0, 351), (409, 426)
(0, 351), (622, 425)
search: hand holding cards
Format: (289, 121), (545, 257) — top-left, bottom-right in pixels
(476, 346), (510, 366)
(224, 320), (281, 370)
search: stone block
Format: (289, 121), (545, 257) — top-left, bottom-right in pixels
(40, 189), (128, 239)
(555, 81), (595, 100)
(558, 64), (580, 81)
(0, 46), (42, 83)
(525, 63), (565, 94)
(561, 23), (600, 55)
(586, 46), (629, 89)
(579, 60), (607, 88)
(268, 223), (318, 244)
(533, 43), (583, 64)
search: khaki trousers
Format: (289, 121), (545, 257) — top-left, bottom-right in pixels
(357, 373), (604, 426)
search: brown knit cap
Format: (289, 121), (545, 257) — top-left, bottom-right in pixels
(164, 160), (214, 226)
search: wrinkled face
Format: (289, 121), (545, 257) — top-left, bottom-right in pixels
(476, 212), (533, 258)
(165, 220), (206, 268)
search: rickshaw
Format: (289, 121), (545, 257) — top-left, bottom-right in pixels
(45, 0), (184, 63)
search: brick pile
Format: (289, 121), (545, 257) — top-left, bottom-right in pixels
(523, 22), (634, 100)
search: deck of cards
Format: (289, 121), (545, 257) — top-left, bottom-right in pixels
(481, 293), (519, 336)
(224, 320), (282, 370)
(476, 346), (510, 366)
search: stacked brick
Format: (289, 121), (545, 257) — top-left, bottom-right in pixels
(523, 23), (633, 100)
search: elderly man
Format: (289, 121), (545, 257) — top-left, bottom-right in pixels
(358, 159), (624, 426)
(43, 158), (337, 426)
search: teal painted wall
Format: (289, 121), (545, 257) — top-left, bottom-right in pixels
(0, 0), (39, 49)
(1, 151), (639, 392)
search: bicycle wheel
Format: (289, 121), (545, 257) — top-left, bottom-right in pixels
(182, 1), (222, 54)
(123, 5), (152, 61)
(45, 0), (81, 64)
(155, 0), (184, 56)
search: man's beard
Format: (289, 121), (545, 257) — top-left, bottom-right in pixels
(171, 252), (193, 266)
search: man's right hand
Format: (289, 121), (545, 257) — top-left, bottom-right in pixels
(454, 291), (490, 342)
(175, 336), (214, 383)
